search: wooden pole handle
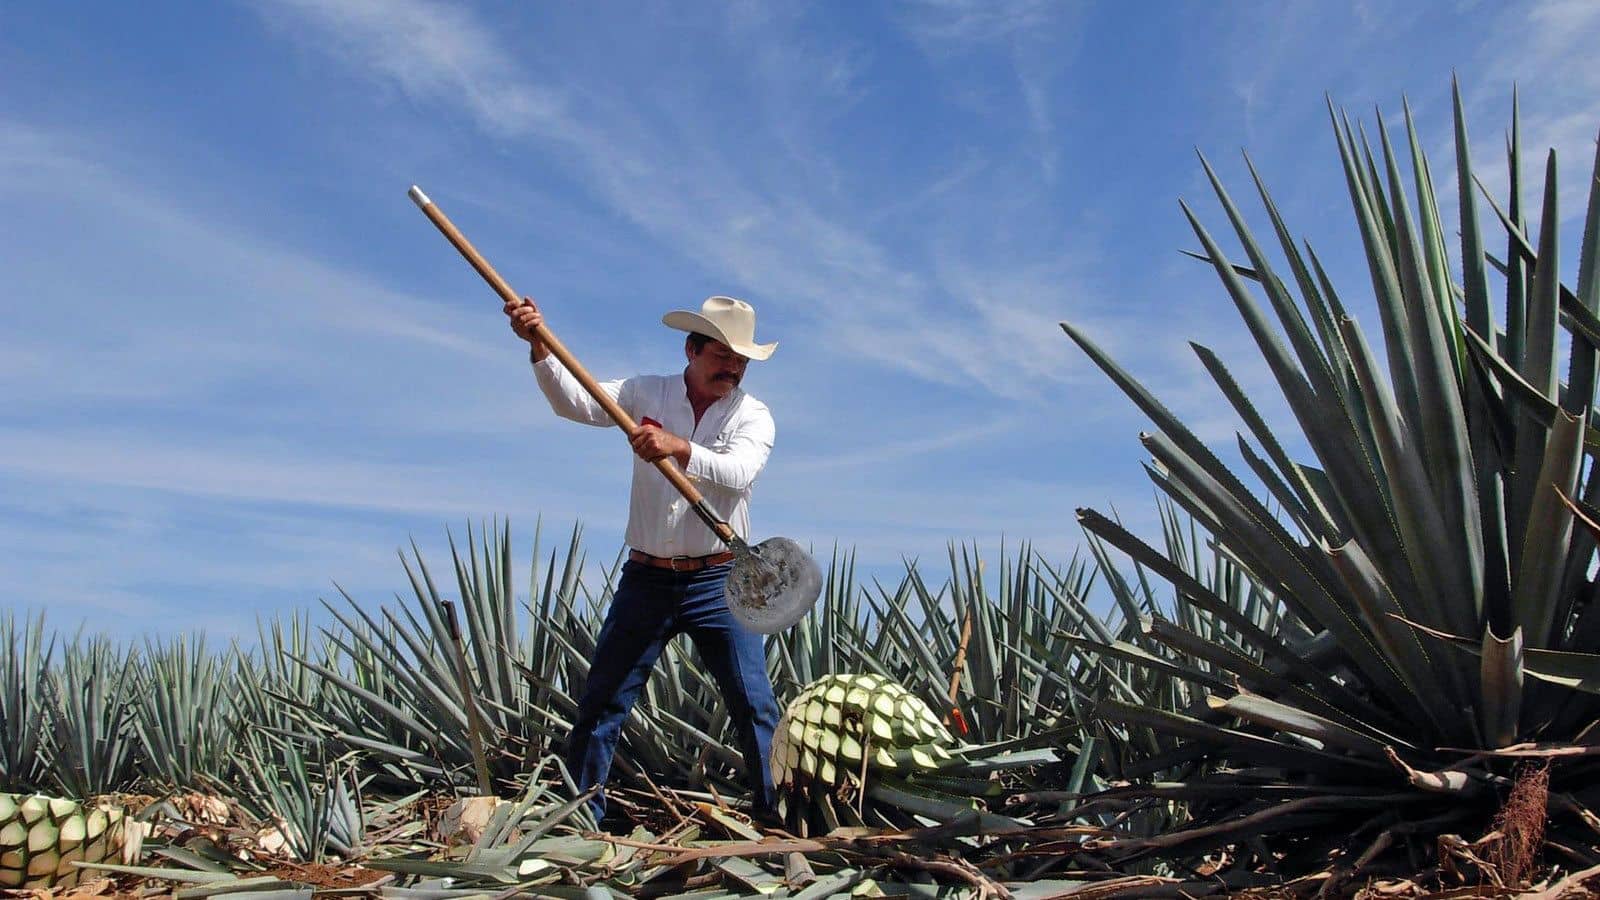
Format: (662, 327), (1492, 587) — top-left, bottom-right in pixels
(409, 187), (736, 546)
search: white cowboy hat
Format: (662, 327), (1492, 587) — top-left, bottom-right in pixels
(662, 296), (778, 361)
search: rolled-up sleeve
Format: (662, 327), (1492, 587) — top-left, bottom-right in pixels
(533, 356), (631, 427)
(685, 404), (774, 491)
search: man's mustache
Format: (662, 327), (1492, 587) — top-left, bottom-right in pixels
(714, 372), (741, 383)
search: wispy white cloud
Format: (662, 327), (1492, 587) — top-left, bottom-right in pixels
(894, 0), (1059, 47)
(0, 426), (627, 527)
(0, 479), (589, 641)
(1463, 0), (1600, 218)
(4, 98), (1110, 634)
(250, 0), (1120, 401)
(785, 414), (1022, 472)
(0, 119), (627, 432)
(18, 0), (1585, 641)
(893, 0), (1080, 184)
(253, 0), (573, 143)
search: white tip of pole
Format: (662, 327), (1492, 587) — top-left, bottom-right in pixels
(408, 185), (432, 208)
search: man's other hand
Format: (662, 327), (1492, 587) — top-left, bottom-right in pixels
(506, 296), (549, 358)
(630, 424), (691, 466)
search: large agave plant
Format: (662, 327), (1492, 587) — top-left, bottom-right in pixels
(1060, 80), (1600, 882)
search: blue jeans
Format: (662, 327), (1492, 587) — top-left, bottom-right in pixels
(563, 559), (780, 820)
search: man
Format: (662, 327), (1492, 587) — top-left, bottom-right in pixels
(503, 293), (783, 827)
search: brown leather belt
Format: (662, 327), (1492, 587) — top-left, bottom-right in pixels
(629, 549), (735, 572)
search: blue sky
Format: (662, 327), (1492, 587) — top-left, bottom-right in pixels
(4, 1), (1599, 639)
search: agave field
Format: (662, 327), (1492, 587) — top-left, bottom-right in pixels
(7, 81), (1600, 898)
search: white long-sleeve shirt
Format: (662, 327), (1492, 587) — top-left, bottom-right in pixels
(533, 355), (775, 558)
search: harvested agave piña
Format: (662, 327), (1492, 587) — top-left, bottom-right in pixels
(0, 793), (126, 889)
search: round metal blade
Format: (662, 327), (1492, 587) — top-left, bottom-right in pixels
(724, 536), (823, 634)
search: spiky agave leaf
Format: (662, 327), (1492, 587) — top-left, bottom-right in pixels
(292, 519), (578, 792)
(1060, 81), (1600, 880)
(1022, 499), (1316, 859)
(225, 727), (367, 863)
(0, 613), (53, 793)
(866, 542), (1093, 744)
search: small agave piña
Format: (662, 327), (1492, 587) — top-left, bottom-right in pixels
(771, 673), (1053, 834)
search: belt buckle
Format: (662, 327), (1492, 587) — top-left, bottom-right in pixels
(668, 555), (695, 572)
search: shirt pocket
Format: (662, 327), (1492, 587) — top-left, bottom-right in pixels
(706, 424), (739, 451)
